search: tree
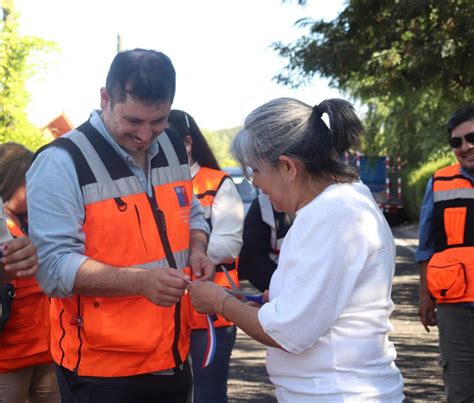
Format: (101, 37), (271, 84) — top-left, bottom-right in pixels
(0, 0), (56, 151)
(274, 0), (473, 167)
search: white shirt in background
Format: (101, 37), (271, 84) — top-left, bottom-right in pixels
(190, 162), (244, 264)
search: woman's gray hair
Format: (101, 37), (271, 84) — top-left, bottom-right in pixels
(231, 97), (363, 182)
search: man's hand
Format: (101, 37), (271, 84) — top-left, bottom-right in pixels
(189, 229), (215, 281)
(418, 261), (436, 332)
(141, 267), (190, 307)
(1, 237), (38, 280)
(418, 287), (437, 332)
(189, 251), (215, 281)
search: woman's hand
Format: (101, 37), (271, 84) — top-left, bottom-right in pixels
(1, 236), (38, 280)
(188, 281), (229, 315)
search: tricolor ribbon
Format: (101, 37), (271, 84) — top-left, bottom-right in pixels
(202, 314), (216, 368)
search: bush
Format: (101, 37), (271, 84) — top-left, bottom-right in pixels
(403, 154), (456, 220)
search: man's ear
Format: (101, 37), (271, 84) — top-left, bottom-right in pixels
(278, 155), (299, 181)
(100, 87), (110, 111)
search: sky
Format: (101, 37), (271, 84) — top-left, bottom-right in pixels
(16, 0), (345, 131)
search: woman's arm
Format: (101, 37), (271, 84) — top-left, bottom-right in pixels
(188, 280), (282, 349)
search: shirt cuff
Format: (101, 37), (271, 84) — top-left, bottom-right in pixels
(415, 249), (433, 263)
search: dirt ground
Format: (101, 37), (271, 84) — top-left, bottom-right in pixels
(227, 223), (446, 402)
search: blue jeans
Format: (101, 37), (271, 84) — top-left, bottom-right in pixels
(190, 325), (237, 403)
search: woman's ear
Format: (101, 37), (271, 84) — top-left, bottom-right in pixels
(278, 155), (299, 181)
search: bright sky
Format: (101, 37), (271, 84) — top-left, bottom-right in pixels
(17, 0), (345, 130)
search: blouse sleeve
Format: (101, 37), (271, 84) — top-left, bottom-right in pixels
(206, 177), (244, 264)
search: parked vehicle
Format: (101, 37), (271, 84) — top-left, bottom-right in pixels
(345, 152), (405, 224)
(222, 167), (259, 215)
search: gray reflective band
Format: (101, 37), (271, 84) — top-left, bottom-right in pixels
(70, 130), (113, 184)
(434, 188), (474, 202)
(134, 249), (189, 270)
(150, 165), (192, 187)
(82, 176), (143, 205)
(67, 131), (191, 205)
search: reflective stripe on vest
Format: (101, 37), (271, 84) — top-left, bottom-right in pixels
(427, 163), (474, 303)
(192, 167), (238, 329)
(0, 220), (52, 373)
(258, 194), (281, 263)
(46, 121), (193, 377)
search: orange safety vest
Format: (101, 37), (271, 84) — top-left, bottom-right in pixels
(0, 220), (52, 373)
(427, 163), (474, 303)
(43, 122), (194, 377)
(192, 167), (239, 329)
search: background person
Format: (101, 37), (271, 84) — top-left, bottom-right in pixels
(189, 97), (404, 402)
(0, 142), (59, 403)
(238, 193), (294, 292)
(26, 49), (213, 403)
(168, 109), (244, 403)
(417, 104), (474, 402)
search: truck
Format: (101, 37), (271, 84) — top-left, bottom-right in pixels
(345, 152), (405, 224)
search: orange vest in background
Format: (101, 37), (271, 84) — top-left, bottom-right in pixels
(0, 220), (52, 373)
(44, 123), (194, 377)
(192, 167), (239, 329)
(427, 163), (474, 303)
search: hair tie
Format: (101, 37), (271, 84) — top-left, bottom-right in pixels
(184, 113), (191, 130)
(313, 104), (323, 119)
(313, 104), (329, 130)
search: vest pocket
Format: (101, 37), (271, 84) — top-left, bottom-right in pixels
(82, 296), (168, 352)
(427, 261), (467, 300)
(443, 207), (466, 246)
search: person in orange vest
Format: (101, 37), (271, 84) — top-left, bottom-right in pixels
(417, 104), (474, 402)
(26, 49), (214, 403)
(0, 142), (60, 403)
(168, 109), (244, 403)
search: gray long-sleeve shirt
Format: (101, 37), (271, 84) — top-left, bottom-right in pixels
(26, 110), (209, 297)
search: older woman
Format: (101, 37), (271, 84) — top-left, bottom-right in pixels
(188, 98), (404, 402)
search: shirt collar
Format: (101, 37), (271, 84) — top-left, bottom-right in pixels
(190, 161), (201, 178)
(460, 166), (474, 183)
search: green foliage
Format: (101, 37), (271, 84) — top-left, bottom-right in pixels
(273, 0), (473, 167)
(403, 152), (456, 219)
(0, 0), (57, 151)
(203, 126), (240, 167)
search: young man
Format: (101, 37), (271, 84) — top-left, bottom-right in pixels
(417, 104), (474, 402)
(27, 49), (214, 402)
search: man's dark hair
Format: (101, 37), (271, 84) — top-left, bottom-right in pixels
(447, 104), (474, 136)
(105, 48), (176, 106)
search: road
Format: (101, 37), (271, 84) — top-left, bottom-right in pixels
(227, 223), (446, 402)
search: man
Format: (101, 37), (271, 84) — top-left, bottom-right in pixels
(417, 104), (474, 402)
(26, 49), (214, 402)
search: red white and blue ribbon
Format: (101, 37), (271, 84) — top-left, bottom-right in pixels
(202, 314), (216, 368)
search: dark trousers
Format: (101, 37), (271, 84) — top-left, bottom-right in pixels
(437, 304), (474, 403)
(54, 360), (192, 403)
(189, 326), (237, 403)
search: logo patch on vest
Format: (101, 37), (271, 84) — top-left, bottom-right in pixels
(174, 186), (190, 207)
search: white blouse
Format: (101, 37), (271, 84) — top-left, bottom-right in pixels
(258, 182), (404, 402)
